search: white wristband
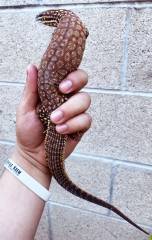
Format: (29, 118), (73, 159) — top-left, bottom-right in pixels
(4, 159), (51, 202)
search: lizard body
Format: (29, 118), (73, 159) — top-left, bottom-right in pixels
(36, 9), (150, 236)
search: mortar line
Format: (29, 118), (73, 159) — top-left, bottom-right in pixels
(49, 200), (152, 230)
(46, 202), (53, 240)
(83, 87), (152, 97)
(1, 1), (152, 11)
(0, 139), (15, 145)
(72, 152), (152, 170)
(1, 81), (152, 98)
(0, 140), (152, 170)
(0, 81), (25, 87)
(49, 200), (111, 219)
(107, 163), (118, 215)
(120, 8), (130, 90)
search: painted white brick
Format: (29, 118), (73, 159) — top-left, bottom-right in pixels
(50, 155), (112, 214)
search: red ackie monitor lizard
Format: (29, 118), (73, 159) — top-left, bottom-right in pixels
(36, 9), (150, 236)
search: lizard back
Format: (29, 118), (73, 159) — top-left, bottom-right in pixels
(36, 9), (150, 236)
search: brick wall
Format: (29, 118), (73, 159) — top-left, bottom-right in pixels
(0, 1), (152, 239)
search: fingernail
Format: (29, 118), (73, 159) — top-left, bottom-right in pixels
(56, 124), (68, 133)
(51, 110), (64, 122)
(60, 80), (72, 92)
(27, 65), (32, 75)
(26, 67), (29, 79)
(26, 65), (33, 81)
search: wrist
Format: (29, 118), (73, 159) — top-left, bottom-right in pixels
(11, 147), (52, 189)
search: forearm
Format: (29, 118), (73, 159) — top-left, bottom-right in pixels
(0, 153), (51, 240)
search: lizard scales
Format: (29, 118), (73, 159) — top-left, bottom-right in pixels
(36, 9), (150, 236)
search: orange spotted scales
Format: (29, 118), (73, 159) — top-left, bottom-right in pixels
(36, 9), (151, 236)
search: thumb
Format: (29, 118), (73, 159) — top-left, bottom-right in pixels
(21, 64), (39, 113)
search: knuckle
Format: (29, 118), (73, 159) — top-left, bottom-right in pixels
(85, 113), (92, 127)
(83, 71), (89, 84)
(80, 92), (91, 106)
(79, 69), (88, 83)
(67, 71), (77, 82)
(68, 69), (88, 86)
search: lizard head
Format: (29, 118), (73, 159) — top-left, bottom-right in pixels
(36, 9), (89, 39)
(36, 9), (68, 27)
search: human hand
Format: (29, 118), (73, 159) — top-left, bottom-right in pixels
(12, 65), (91, 184)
